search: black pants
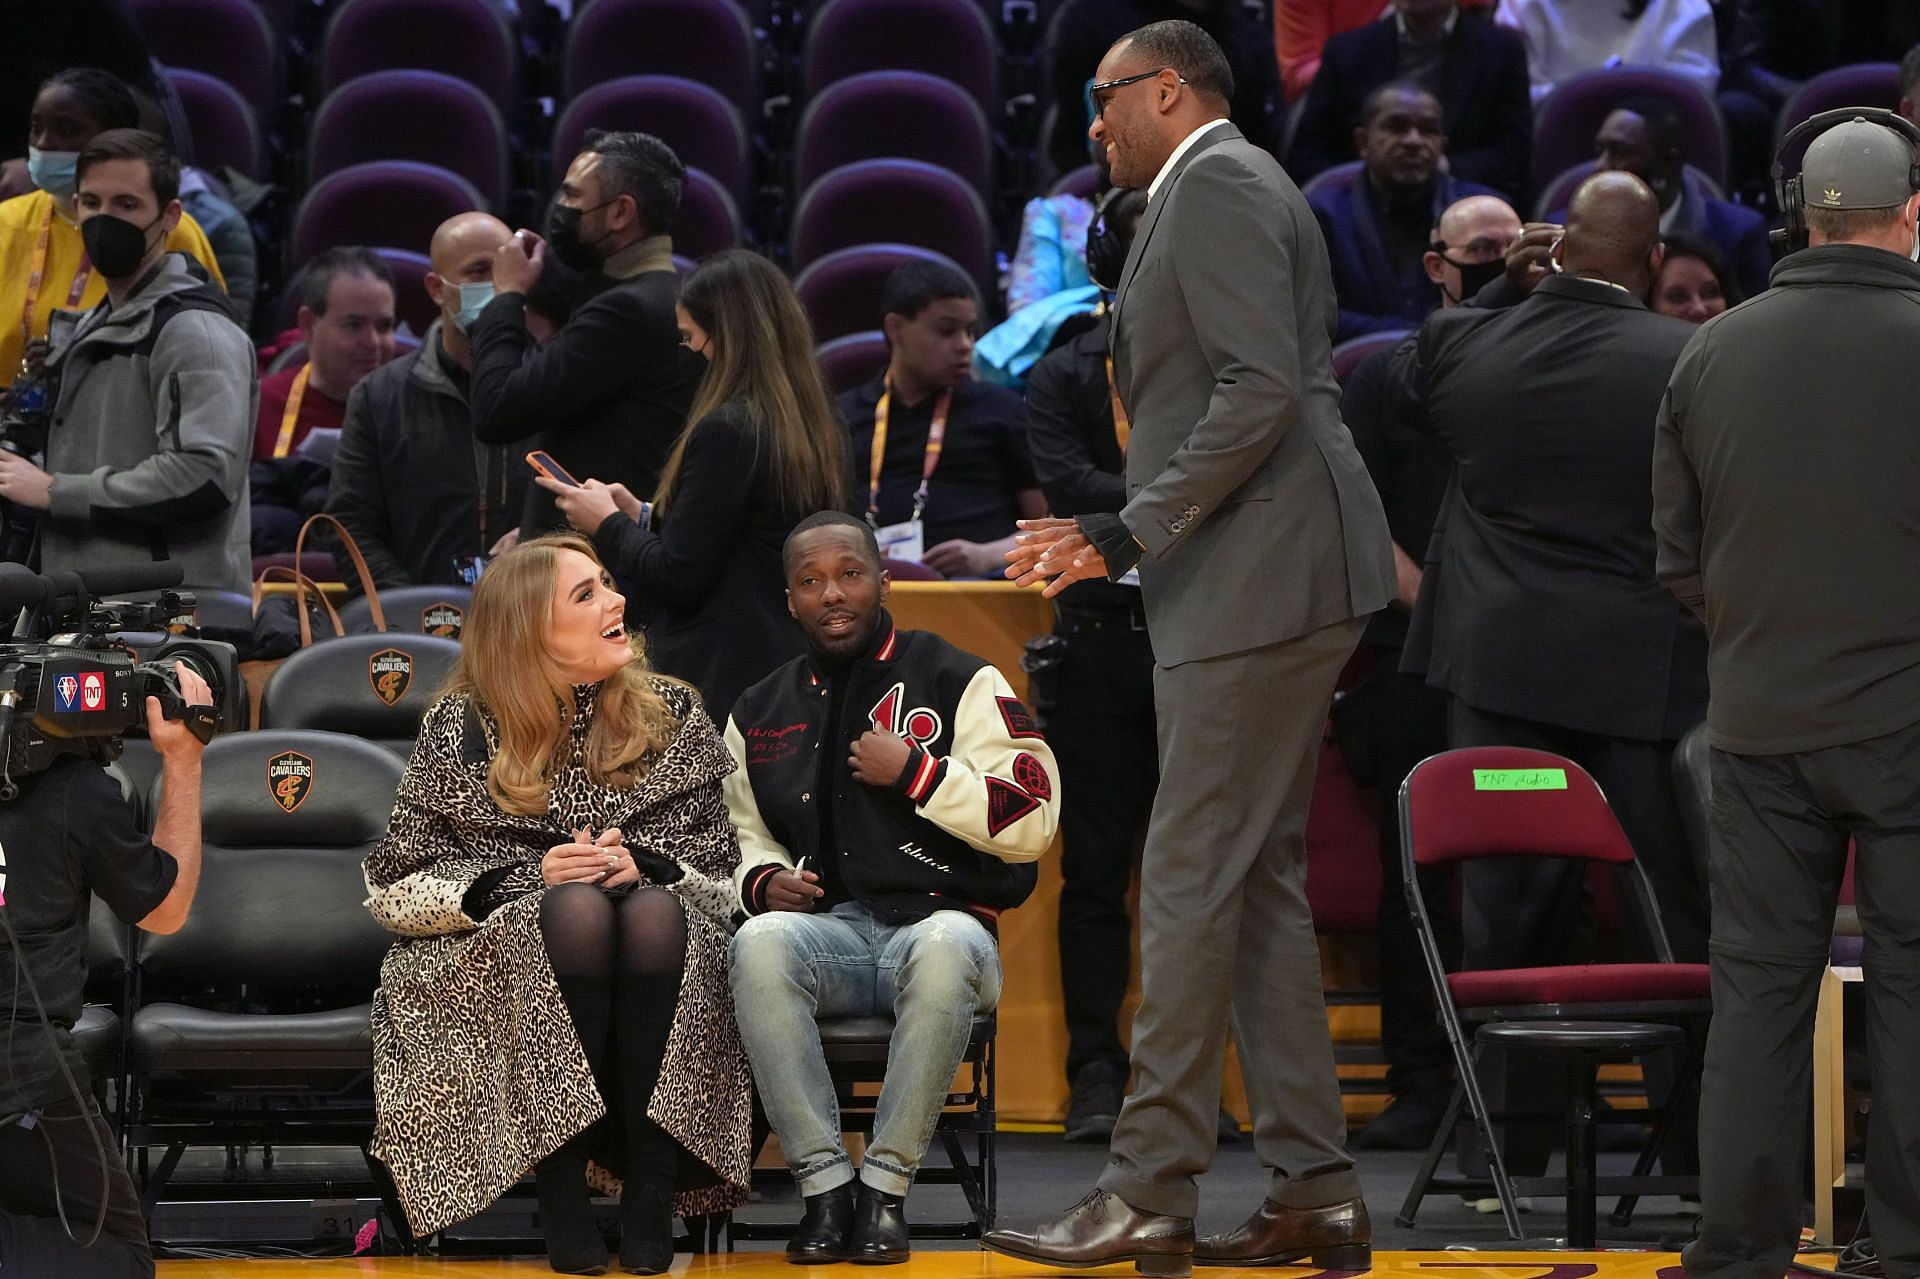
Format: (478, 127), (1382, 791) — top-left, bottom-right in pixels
(1449, 700), (1704, 1178)
(1364, 664), (1456, 1098)
(0, 1098), (153, 1278)
(1685, 724), (1920, 1279)
(1050, 614), (1158, 1080)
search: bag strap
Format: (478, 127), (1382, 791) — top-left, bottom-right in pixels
(293, 512), (387, 633)
(251, 565), (346, 649)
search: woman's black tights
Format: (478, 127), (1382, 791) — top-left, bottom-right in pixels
(540, 882), (688, 1186)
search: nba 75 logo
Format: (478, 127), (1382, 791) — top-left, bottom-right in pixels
(54, 674), (80, 711)
(369, 649), (414, 706)
(267, 750), (315, 813)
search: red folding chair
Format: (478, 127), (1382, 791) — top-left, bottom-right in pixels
(1397, 746), (1711, 1239)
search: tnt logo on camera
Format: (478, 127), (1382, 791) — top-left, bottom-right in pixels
(53, 670), (107, 713)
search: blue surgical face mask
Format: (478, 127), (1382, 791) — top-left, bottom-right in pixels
(28, 147), (78, 199)
(450, 280), (494, 332)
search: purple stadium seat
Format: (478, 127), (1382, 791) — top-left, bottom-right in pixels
(815, 331), (892, 395)
(802, 0), (999, 119)
(551, 76), (750, 200)
(1531, 159), (1725, 222)
(563, 0), (757, 107)
(790, 160), (994, 289)
(1532, 66), (1728, 199)
(1301, 159), (1363, 199)
(290, 161), (487, 269)
(1774, 63), (1904, 173)
(321, 0), (519, 114)
(796, 71), (993, 193)
(278, 248), (439, 340)
(795, 243), (969, 343)
(164, 68), (266, 181)
(250, 0), (305, 30)
(673, 169), (743, 260)
(309, 71), (509, 208)
(133, 0), (279, 114)
(1048, 164), (1103, 200)
(1331, 329), (1410, 385)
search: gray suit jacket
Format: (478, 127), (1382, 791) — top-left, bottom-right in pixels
(1108, 123), (1394, 667)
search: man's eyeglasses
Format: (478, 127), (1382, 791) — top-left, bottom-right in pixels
(1086, 68), (1186, 120)
(1429, 236), (1515, 265)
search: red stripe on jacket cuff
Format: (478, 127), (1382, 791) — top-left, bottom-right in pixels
(905, 750), (939, 803)
(746, 864), (781, 913)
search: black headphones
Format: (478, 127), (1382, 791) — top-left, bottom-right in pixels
(1085, 190), (1130, 293)
(1771, 106), (1920, 255)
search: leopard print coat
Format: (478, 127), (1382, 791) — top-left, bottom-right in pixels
(363, 679), (751, 1239)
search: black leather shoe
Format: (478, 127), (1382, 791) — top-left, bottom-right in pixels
(983, 1189), (1195, 1276)
(787, 1181), (856, 1265)
(536, 1150), (609, 1275)
(618, 1179), (674, 1275)
(1064, 1062), (1126, 1143)
(1355, 1089), (1449, 1151)
(847, 1182), (909, 1265)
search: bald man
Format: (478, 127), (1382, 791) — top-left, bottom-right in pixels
(1386, 169), (1711, 1193)
(326, 211), (531, 588)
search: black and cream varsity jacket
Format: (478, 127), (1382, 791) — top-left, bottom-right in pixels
(723, 614), (1058, 926)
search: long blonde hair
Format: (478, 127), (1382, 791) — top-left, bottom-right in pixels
(447, 533), (682, 815)
(654, 249), (848, 520)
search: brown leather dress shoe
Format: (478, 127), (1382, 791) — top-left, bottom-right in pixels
(983, 1189), (1195, 1276)
(1194, 1197), (1371, 1269)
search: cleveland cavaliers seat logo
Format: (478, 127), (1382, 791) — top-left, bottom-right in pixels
(268, 750), (315, 813)
(370, 648), (414, 706)
(421, 603), (464, 638)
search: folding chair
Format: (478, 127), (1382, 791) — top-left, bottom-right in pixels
(727, 1013), (997, 1244)
(1397, 746), (1711, 1241)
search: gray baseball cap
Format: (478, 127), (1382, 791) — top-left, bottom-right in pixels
(1802, 117), (1917, 210)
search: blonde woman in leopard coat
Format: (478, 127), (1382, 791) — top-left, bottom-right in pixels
(364, 533), (751, 1276)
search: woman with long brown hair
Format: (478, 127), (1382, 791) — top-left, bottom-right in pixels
(537, 248), (846, 723)
(365, 533), (751, 1275)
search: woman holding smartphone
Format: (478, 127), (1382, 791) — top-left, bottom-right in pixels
(536, 249), (847, 724)
(365, 534), (751, 1275)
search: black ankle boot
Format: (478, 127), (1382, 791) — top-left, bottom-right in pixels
(536, 1149), (609, 1275)
(847, 1183), (908, 1265)
(787, 1181), (856, 1264)
(618, 1179), (674, 1275)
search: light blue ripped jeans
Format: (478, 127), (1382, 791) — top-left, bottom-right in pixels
(728, 900), (1002, 1198)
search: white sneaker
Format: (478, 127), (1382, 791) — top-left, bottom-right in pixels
(1462, 1195), (1535, 1214)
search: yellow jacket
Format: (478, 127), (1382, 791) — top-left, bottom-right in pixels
(0, 189), (229, 380)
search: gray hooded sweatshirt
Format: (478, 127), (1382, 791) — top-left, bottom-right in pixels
(44, 252), (256, 593)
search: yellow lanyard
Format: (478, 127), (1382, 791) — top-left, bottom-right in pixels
(867, 378), (952, 523)
(272, 364), (312, 459)
(1105, 356), (1130, 457)
(21, 201), (92, 349)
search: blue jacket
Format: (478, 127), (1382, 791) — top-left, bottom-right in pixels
(1312, 172), (1499, 342)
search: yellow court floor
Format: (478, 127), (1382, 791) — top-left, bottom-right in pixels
(153, 1251), (1830, 1279)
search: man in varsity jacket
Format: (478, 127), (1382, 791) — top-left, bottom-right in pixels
(724, 511), (1059, 1265)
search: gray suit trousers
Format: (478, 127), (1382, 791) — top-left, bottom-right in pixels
(1098, 616), (1367, 1218)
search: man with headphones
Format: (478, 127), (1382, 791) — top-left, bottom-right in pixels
(1654, 111), (1920, 1279)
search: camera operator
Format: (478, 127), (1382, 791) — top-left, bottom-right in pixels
(0, 659), (213, 1279)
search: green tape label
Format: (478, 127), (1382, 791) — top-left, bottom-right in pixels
(1472, 768), (1567, 791)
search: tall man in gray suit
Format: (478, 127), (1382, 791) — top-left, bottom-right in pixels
(985, 20), (1395, 1277)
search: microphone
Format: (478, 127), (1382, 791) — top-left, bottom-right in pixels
(74, 561), (185, 598)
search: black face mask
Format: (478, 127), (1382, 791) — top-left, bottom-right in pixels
(81, 210), (163, 281)
(546, 198), (617, 273)
(1440, 254), (1506, 305)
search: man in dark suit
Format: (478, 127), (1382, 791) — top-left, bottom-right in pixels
(987, 20), (1396, 1275)
(466, 129), (704, 535)
(1310, 81), (1500, 340)
(1290, 0), (1533, 200)
(1389, 171), (1710, 1179)
(1551, 100), (1773, 302)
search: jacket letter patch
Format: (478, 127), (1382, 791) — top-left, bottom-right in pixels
(985, 775), (1042, 836)
(996, 696), (1042, 740)
(870, 682), (944, 747)
(1013, 752), (1052, 801)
